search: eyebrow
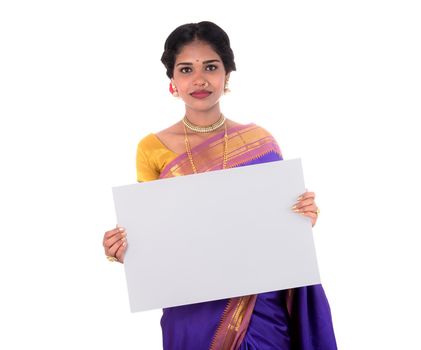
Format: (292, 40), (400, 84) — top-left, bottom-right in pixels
(175, 59), (221, 67)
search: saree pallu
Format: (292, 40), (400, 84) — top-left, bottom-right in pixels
(158, 124), (337, 350)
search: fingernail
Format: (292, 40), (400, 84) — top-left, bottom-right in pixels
(118, 227), (125, 232)
(122, 242), (127, 247)
(297, 195), (303, 201)
(293, 209), (301, 213)
(291, 204), (297, 210)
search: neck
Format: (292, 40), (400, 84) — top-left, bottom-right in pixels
(184, 106), (222, 126)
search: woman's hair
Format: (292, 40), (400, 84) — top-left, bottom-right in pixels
(161, 21), (236, 79)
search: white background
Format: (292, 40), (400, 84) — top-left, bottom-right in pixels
(1, 1), (420, 349)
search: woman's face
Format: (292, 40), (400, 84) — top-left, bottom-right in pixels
(171, 40), (229, 112)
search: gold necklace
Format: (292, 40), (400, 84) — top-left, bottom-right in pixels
(183, 114), (226, 133)
(183, 122), (228, 174)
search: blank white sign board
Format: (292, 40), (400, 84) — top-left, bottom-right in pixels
(112, 158), (320, 312)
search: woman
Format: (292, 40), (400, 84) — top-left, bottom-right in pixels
(103, 21), (337, 350)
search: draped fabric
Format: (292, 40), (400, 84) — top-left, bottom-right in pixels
(136, 123), (337, 350)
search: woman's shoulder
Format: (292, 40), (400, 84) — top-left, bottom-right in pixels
(235, 122), (277, 139)
(137, 133), (158, 150)
(137, 132), (177, 155)
(136, 132), (179, 182)
(234, 122), (282, 155)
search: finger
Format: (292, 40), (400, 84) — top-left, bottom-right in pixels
(103, 228), (126, 248)
(299, 204), (318, 213)
(103, 227), (125, 242)
(292, 198), (316, 210)
(115, 241), (127, 263)
(297, 191), (315, 201)
(104, 228), (127, 254)
(107, 237), (126, 257)
(300, 210), (317, 218)
(104, 231), (126, 250)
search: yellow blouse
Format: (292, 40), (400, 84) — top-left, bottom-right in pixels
(136, 134), (179, 182)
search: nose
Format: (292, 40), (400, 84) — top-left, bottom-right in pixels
(194, 80), (209, 88)
(193, 74), (209, 88)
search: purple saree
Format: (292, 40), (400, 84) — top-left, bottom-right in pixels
(158, 124), (337, 350)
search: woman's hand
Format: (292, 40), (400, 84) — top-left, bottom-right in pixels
(291, 190), (320, 227)
(103, 226), (127, 263)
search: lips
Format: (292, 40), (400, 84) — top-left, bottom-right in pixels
(190, 90), (212, 99)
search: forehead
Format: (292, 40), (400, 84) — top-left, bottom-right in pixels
(175, 40), (221, 63)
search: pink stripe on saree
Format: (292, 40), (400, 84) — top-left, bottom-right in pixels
(159, 123), (282, 179)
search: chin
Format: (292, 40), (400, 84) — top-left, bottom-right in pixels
(188, 102), (220, 112)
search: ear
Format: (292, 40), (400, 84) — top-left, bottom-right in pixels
(225, 73), (230, 81)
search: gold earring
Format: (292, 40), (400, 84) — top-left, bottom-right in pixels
(224, 80), (231, 94)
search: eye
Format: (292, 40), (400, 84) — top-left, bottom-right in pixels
(180, 67), (192, 74)
(206, 64), (218, 71)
